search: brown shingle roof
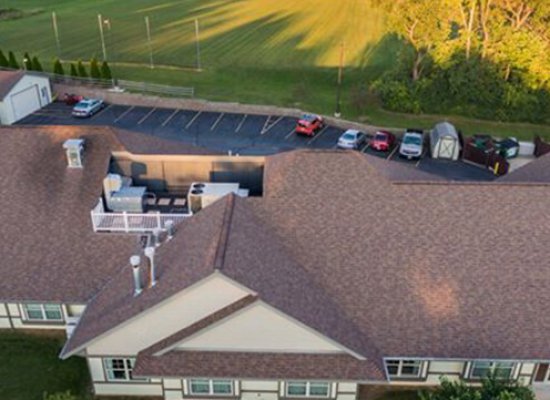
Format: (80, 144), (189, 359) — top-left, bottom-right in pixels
(0, 70), (25, 99)
(498, 153), (550, 183)
(134, 351), (385, 381)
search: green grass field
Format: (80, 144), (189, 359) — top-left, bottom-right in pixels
(1, 0), (549, 139)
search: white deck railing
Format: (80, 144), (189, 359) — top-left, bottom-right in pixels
(91, 199), (191, 233)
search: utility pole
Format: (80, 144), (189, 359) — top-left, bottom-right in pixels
(52, 12), (61, 58)
(98, 14), (108, 61)
(145, 16), (154, 69)
(334, 41), (345, 118)
(194, 18), (202, 71)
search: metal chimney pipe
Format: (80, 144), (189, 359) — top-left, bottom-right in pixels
(144, 246), (157, 288)
(153, 228), (163, 247)
(130, 255), (142, 296)
(165, 220), (175, 240)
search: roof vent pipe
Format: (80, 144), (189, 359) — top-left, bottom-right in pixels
(153, 228), (163, 247)
(165, 220), (175, 240)
(144, 246), (157, 288)
(130, 255), (142, 296)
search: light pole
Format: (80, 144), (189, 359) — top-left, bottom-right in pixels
(334, 42), (345, 118)
(103, 18), (119, 88)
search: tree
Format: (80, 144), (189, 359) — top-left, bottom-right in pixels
(77, 60), (87, 78)
(421, 376), (535, 400)
(101, 61), (112, 80)
(53, 58), (64, 76)
(43, 391), (78, 400)
(23, 52), (32, 70)
(31, 56), (43, 72)
(69, 63), (78, 77)
(90, 57), (101, 79)
(0, 50), (8, 67)
(385, 0), (454, 80)
(7, 51), (19, 69)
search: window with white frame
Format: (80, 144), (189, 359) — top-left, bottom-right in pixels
(470, 361), (516, 379)
(286, 381), (331, 398)
(386, 359), (424, 378)
(189, 379), (234, 395)
(22, 303), (63, 322)
(104, 358), (139, 381)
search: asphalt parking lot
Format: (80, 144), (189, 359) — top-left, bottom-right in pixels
(18, 102), (495, 181)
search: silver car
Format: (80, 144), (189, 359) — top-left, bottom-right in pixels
(72, 98), (104, 118)
(337, 129), (367, 150)
(399, 131), (424, 159)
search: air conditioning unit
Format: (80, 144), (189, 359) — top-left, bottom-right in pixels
(103, 174), (146, 213)
(188, 182), (249, 213)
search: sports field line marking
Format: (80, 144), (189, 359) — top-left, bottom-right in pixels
(210, 113), (225, 131)
(185, 111), (202, 129)
(261, 115), (283, 135)
(114, 106), (135, 123)
(284, 127), (296, 140)
(138, 107), (157, 125)
(162, 109), (179, 127)
(387, 145), (399, 160)
(307, 126), (329, 145)
(235, 114), (248, 133)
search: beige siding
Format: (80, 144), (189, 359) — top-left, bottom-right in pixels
(176, 302), (343, 353)
(164, 390), (184, 400)
(241, 393), (279, 400)
(241, 380), (279, 391)
(93, 383), (162, 396)
(338, 383), (358, 393)
(88, 357), (105, 382)
(66, 304), (86, 317)
(0, 303), (7, 317)
(521, 363), (536, 375)
(337, 394), (357, 400)
(0, 318), (11, 328)
(7, 303), (20, 317)
(87, 274), (251, 355)
(163, 379), (182, 390)
(428, 361), (465, 375)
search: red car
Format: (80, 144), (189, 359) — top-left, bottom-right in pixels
(371, 130), (396, 152)
(63, 93), (83, 106)
(295, 114), (324, 136)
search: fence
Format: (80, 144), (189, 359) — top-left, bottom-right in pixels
(534, 136), (550, 158)
(462, 139), (509, 176)
(0, 66), (194, 97)
(90, 199), (191, 233)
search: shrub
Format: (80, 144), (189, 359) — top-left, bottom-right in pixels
(420, 376), (535, 400)
(23, 52), (32, 70)
(53, 58), (64, 75)
(69, 63), (78, 77)
(31, 56), (43, 72)
(43, 391), (78, 400)
(90, 57), (101, 79)
(76, 60), (87, 78)
(100, 61), (112, 80)
(7, 51), (18, 68)
(0, 50), (8, 67)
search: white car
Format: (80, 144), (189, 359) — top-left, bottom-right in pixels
(337, 129), (367, 150)
(399, 130), (424, 159)
(72, 99), (104, 118)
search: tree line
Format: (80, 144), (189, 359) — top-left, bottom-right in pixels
(0, 50), (112, 81)
(372, 0), (550, 123)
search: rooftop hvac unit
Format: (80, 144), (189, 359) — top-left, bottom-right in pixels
(103, 174), (146, 213)
(188, 182), (249, 213)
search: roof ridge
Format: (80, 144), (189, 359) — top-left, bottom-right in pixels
(213, 195), (235, 270)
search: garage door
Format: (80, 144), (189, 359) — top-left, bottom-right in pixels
(9, 85), (41, 122)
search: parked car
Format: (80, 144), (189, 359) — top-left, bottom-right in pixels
(399, 129), (424, 159)
(72, 98), (104, 118)
(295, 114), (324, 136)
(371, 130), (396, 152)
(63, 93), (83, 106)
(337, 129), (367, 149)
(494, 137), (519, 159)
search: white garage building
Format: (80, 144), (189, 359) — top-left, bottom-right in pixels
(0, 70), (52, 125)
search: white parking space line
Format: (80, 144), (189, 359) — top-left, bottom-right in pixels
(185, 111), (202, 129)
(138, 107), (157, 125)
(416, 149), (428, 167)
(261, 116), (283, 135)
(307, 126), (329, 145)
(361, 143), (370, 153)
(101, 104), (112, 114)
(284, 127), (296, 140)
(161, 109), (179, 127)
(260, 116), (271, 134)
(210, 113), (225, 131)
(387, 145), (399, 160)
(114, 106), (135, 123)
(235, 114), (247, 133)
